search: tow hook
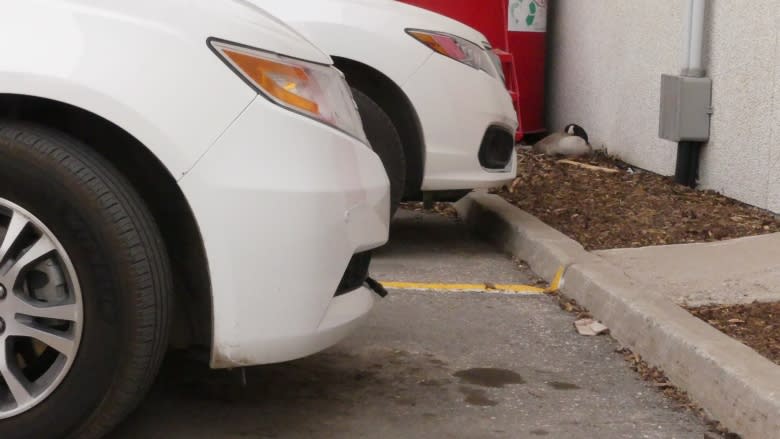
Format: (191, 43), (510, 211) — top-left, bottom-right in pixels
(366, 277), (388, 298)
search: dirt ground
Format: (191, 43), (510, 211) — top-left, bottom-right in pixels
(688, 302), (780, 366)
(496, 150), (780, 251)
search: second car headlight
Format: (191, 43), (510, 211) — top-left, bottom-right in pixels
(209, 38), (368, 145)
(406, 29), (499, 79)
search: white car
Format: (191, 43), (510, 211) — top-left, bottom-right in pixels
(0, 1), (389, 438)
(257, 0), (520, 212)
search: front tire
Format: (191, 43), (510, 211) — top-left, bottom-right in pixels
(0, 122), (172, 439)
(351, 88), (406, 216)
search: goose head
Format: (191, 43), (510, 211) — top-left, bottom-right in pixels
(564, 124), (589, 144)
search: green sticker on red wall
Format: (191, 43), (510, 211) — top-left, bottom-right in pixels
(509, 0), (547, 32)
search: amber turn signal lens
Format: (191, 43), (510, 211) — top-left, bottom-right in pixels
(407, 31), (450, 57)
(222, 49), (320, 115)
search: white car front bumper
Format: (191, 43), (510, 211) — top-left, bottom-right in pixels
(403, 54), (518, 191)
(180, 97), (390, 368)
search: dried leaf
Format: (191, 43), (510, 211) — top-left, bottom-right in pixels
(574, 318), (609, 336)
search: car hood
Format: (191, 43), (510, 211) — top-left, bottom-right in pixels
(64, 0), (333, 64)
(256, 0), (490, 47)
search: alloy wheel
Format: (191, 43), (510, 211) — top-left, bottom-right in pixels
(0, 198), (83, 419)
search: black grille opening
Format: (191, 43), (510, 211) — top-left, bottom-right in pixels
(478, 126), (515, 169)
(335, 252), (372, 296)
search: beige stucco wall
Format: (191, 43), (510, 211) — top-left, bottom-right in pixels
(546, 1), (780, 212)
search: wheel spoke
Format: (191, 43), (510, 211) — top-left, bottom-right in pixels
(10, 321), (76, 357)
(0, 344), (33, 407)
(0, 200), (83, 418)
(0, 211), (29, 264)
(1, 235), (56, 287)
(11, 295), (78, 322)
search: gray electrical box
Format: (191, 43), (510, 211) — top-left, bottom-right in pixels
(659, 74), (712, 142)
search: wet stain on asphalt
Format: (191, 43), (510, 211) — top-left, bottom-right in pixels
(395, 397), (417, 407)
(453, 368), (525, 388)
(418, 378), (451, 387)
(458, 386), (498, 407)
(547, 381), (580, 390)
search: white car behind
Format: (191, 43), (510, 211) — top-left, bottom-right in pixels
(0, 1), (388, 437)
(256, 0), (519, 212)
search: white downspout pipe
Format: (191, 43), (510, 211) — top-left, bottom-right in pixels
(682, 0), (706, 77)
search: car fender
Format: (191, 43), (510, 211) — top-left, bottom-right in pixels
(0, 0), (331, 178)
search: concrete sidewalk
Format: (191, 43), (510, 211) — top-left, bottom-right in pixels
(597, 233), (780, 306)
(455, 192), (780, 439)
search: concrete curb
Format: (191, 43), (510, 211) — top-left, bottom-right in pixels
(455, 192), (780, 439)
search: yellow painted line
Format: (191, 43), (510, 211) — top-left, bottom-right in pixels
(379, 281), (548, 294)
(380, 266), (567, 295)
(546, 266), (565, 293)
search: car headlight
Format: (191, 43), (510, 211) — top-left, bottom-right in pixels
(208, 38), (368, 145)
(406, 29), (500, 79)
(485, 46), (506, 83)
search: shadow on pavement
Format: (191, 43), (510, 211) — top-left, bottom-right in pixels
(110, 346), (456, 439)
(372, 209), (534, 285)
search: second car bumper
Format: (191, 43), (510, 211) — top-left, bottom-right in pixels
(402, 54), (518, 191)
(180, 97), (390, 368)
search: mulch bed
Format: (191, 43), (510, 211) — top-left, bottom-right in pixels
(688, 302), (780, 366)
(399, 201), (458, 218)
(495, 150), (780, 251)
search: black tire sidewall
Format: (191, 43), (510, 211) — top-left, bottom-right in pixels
(0, 133), (138, 438)
(351, 88), (406, 215)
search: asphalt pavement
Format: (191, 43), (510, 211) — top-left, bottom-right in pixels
(109, 209), (711, 439)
